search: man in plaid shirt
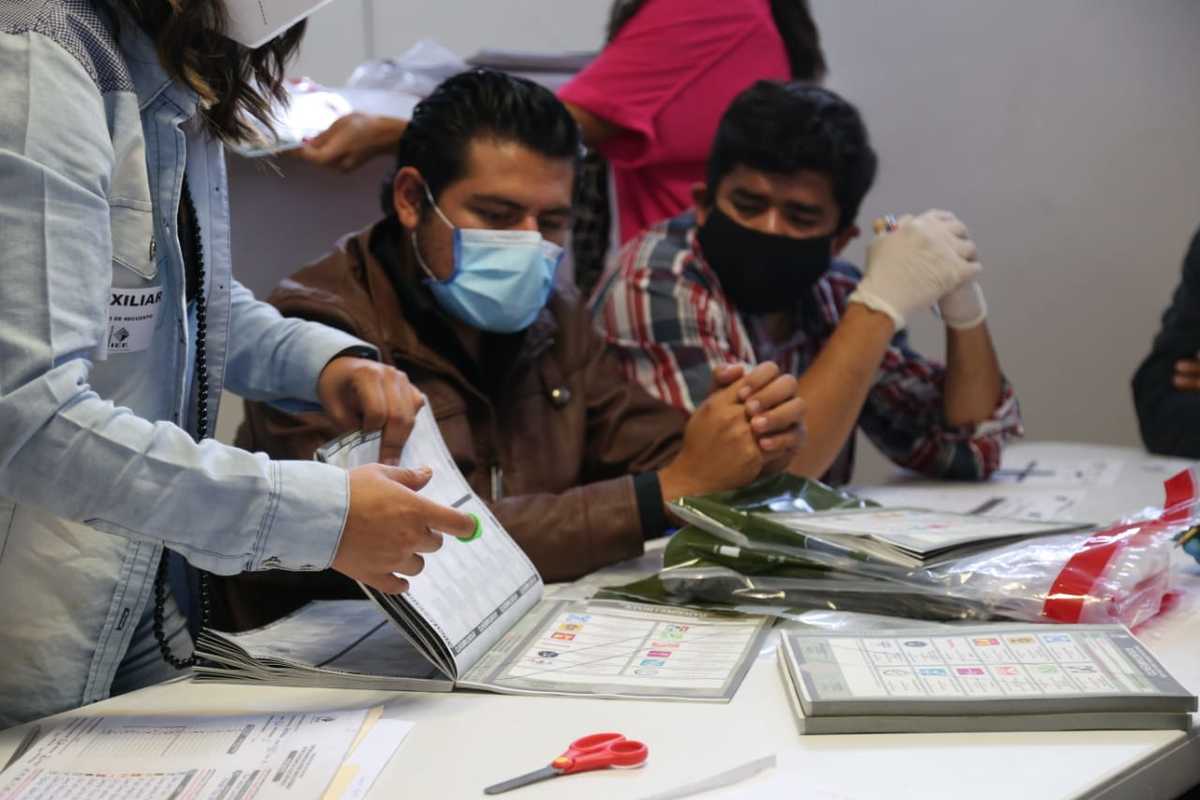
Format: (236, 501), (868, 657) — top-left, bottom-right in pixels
(592, 82), (1022, 486)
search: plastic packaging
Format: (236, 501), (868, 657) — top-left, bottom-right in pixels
(600, 470), (1199, 628)
(230, 78), (353, 157)
(347, 39), (468, 96)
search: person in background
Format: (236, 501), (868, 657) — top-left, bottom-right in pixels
(213, 70), (807, 631)
(293, 1), (827, 294)
(0, 0), (478, 728)
(298, 1), (823, 187)
(592, 81), (1023, 486)
(1133, 225), (1200, 562)
(559, 0), (824, 247)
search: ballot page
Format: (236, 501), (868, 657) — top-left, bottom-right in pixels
(461, 599), (771, 702)
(194, 600), (449, 690)
(992, 457), (1125, 487)
(854, 486), (1089, 522)
(0, 707), (369, 800)
(780, 624), (1196, 718)
(763, 508), (1083, 557)
(316, 404), (542, 677)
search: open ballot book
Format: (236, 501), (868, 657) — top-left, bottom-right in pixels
(777, 624), (1197, 735)
(196, 405), (770, 702)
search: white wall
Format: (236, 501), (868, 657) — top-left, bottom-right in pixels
(290, 0), (609, 84)
(805, 0), (1200, 480)
(229, 1), (1200, 486)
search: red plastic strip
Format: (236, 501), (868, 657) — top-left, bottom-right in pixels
(1042, 468), (1197, 623)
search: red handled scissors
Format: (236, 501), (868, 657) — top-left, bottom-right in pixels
(484, 732), (649, 795)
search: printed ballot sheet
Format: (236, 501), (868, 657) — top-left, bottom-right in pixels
(764, 508), (1081, 558)
(316, 404), (542, 676)
(992, 457), (1125, 488)
(781, 624), (1195, 717)
(463, 599), (771, 701)
(855, 486), (1089, 522)
(0, 708), (369, 800)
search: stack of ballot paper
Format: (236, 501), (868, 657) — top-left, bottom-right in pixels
(673, 502), (1088, 569)
(776, 624), (1197, 734)
(0, 704), (413, 800)
(196, 404), (771, 703)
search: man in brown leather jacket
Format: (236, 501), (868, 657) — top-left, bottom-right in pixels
(214, 71), (806, 630)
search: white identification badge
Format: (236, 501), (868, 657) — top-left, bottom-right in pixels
(107, 286), (164, 355)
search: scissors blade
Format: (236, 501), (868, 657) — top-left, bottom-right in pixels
(484, 765), (560, 795)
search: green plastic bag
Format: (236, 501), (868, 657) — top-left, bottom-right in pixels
(598, 475), (996, 620)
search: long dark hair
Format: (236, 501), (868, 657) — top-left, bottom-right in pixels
(606, 0), (827, 82)
(114, 1), (305, 144)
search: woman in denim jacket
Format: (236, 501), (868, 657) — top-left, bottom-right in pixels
(0, 0), (475, 727)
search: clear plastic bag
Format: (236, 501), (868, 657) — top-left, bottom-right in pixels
(601, 471), (1199, 628)
(347, 39), (468, 96)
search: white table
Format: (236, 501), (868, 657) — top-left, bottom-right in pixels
(3, 442), (1198, 799)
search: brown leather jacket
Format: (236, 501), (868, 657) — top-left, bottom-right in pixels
(211, 219), (685, 630)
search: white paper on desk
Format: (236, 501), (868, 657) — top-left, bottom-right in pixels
(322, 708), (413, 800)
(993, 457), (1125, 488)
(855, 486), (1088, 522)
(0, 707), (367, 800)
(315, 403), (542, 678)
(766, 508), (1080, 554)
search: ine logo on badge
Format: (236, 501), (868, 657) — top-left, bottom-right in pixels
(107, 287), (164, 355)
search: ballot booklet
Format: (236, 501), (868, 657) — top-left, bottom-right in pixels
(674, 502), (1087, 569)
(196, 405), (770, 702)
(776, 624), (1197, 734)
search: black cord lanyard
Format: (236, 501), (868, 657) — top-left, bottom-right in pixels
(152, 176), (211, 670)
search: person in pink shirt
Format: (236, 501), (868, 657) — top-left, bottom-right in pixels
(293, 2), (826, 291)
(560, 0), (824, 246)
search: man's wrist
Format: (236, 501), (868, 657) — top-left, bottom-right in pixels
(658, 462), (701, 504)
(847, 288), (905, 331)
(938, 281), (988, 330)
(841, 299), (900, 341)
(633, 472), (669, 540)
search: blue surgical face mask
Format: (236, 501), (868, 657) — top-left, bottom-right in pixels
(413, 184), (563, 334)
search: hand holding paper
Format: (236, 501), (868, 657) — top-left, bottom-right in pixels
(336, 464), (476, 594)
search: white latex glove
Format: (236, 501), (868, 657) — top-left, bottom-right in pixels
(848, 209), (981, 330)
(937, 279), (988, 329)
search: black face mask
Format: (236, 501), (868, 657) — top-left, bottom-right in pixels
(696, 206), (834, 314)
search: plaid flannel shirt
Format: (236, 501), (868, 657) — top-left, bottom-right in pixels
(590, 210), (1023, 485)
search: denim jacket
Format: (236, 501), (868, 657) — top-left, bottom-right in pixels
(0, 1), (371, 726)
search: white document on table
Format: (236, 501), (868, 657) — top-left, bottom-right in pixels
(321, 706), (414, 800)
(993, 457), (1125, 488)
(856, 486), (1088, 522)
(763, 508), (1082, 557)
(0, 707), (370, 800)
